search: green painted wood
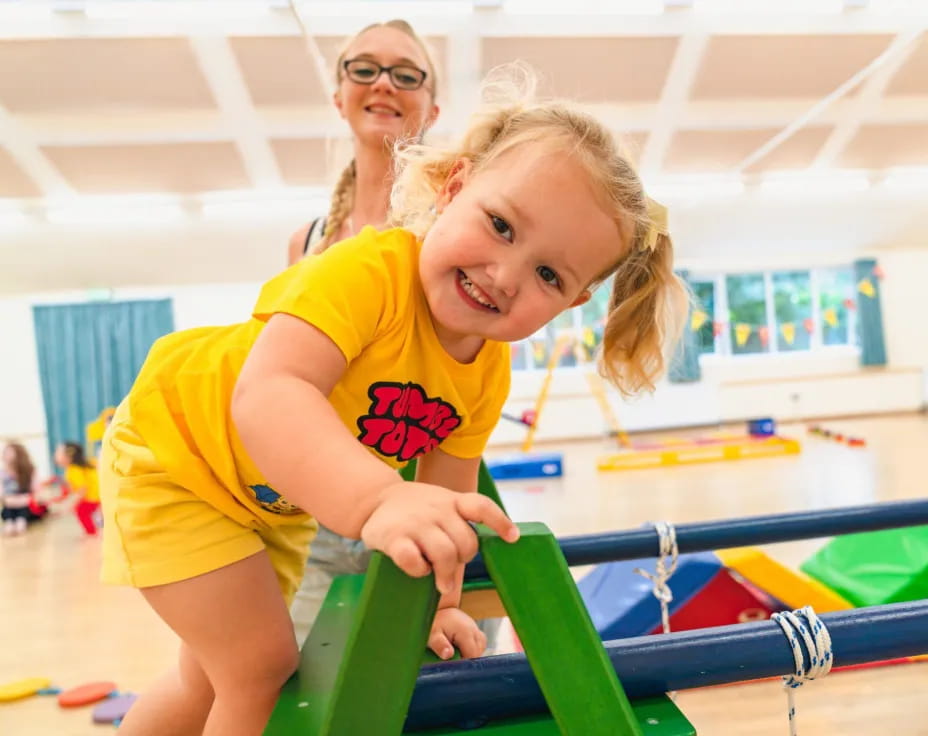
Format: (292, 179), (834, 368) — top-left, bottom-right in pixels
(265, 553), (438, 735)
(411, 694), (695, 735)
(398, 458), (507, 511)
(478, 522), (644, 736)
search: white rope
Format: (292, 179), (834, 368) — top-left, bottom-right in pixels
(633, 521), (679, 635)
(771, 606), (833, 736)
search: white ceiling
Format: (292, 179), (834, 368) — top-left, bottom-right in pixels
(1, 0), (927, 294)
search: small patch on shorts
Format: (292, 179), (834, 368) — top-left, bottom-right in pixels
(249, 484), (303, 515)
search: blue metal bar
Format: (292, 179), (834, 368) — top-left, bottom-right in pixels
(464, 498), (928, 581)
(405, 600), (928, 732)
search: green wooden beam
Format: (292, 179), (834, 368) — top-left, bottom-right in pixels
(412, 694), (695, 735)
(478, 522), (644, 736)
(266, 554), (438, 735)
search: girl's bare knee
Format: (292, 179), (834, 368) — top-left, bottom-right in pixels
(213, 641), (299, 697)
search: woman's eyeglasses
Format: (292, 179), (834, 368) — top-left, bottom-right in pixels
(342, 59), (428, 91)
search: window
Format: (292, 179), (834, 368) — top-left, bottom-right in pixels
(818, 267), (855, 346)
(773, 271), (812, 352)
(510, 266), (856, 372)
(726, 273), (767, 355)
(691, 281), (716, 355)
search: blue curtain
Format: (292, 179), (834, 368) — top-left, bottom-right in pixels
(853, 259), (887, 367)
(32, 299), (174, 464)
(668, 270), (701, 383)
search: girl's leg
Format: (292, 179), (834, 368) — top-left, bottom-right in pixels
(120, 550), (299, 736)
(75, 500), (98, 535)
(118, 642), (214, 736)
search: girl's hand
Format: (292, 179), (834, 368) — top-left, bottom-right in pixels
(428, 607), (486, 660)
(360, 481), (519, 596)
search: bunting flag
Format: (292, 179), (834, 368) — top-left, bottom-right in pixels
(690, 309), (709, 331)
(823, 307), (839, 328)
(734, 323), (752, 346)
(872, 264), (885, 280)
(713, 321), (724, 337)
(857, 278), (876, 298)
(803, 317), (815, 334)
(843, 298), (856, 310)
(532, 342), (546, 362)
(758, 325), (770, 347)
(781, 322), (796, 345)
(582, 326), (596, 348)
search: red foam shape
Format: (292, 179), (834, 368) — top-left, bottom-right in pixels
(649, 568), (785, 635)
(58, 681), (117, 708)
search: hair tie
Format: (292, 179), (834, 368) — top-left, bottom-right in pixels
(643, 197), (668, 252)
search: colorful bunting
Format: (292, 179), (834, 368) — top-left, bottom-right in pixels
(758, 325), (770, 347)
(734, 323), (752, 347)
(780, 322), (796, 345)
(823, 307), (838, 328)
(713, 321), (724, 337)
(857, 278), (875, 298)
(691, 309), (709, 332)
(803, 317), (815, 334)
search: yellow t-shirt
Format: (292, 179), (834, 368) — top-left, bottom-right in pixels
(65, 465), (99, 503)
(127, 226), (511, 529)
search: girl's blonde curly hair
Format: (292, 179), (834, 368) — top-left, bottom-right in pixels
(390, 65), (689, 396)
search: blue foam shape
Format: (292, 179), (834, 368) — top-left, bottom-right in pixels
(486, 452), (563, 480)
(747, 417), (776, 436)
(577, 551), (722, 639)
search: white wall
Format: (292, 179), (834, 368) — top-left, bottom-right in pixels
(0, 280), (262, 474)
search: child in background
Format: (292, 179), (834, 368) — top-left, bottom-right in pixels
(99, 70), (688, 735)
(55, 441), (100, 536)
(2, 442), (35, 536)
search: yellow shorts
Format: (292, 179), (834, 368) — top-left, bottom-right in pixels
(99, 402), (315, 605)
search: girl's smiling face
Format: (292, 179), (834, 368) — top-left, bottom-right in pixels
(418, 144), (626, 362)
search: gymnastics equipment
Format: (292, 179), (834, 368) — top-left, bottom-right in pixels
(464, 498), (928, 582)
(801, 525), (928, 607)
(486, 452), (563, 480)
(578, 552), (782, 639)
(266, 516), (928, 734)
(519, 334), (573, 454)
(597, 434), (800, 471)
(268, 523), (693, 735)
(57, 681), (117, 707)
(717, 546), (852, 612)
(807, 424), (867, 447)
(406, 600), (928, 731)
(92, 694), (138, 724)
(0, 677), (51, 702)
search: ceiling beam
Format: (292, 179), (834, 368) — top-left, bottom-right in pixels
(813, 28), (925, 168)
(2, 5), (924, 40)
(0, 103), (72, 197)
(11, 95), (928, 147)
(638, 32), (708, 176)
(189, 35), (282, 188)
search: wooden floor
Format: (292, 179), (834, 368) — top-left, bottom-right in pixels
(2, 413), (927, 735)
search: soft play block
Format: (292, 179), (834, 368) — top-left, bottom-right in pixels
(654, 567), (784, 633)
(486, 452), (563, 480)
(718, 546), (852, 612)
(578, 552), (721, 639)
(801, 526), (928, 607)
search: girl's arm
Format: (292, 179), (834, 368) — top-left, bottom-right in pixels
(233, 312), (518, 596)
(232, 312), (400, 538)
